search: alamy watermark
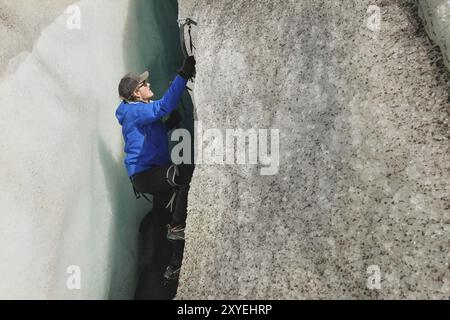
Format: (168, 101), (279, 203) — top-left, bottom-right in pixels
(366, 265), (381, 290)
(66, 5), (81, 30)
(170, 121), (280, 176)
(66, 265), (81, 290)
(367, 5), (381, 32)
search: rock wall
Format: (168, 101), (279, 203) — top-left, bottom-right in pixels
(177, 0), (450, 299)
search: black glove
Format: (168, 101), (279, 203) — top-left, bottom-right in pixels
(165, 110), (182, 130)
(178, 56), (196, 80)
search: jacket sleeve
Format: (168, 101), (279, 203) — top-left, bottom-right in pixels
(135, 75), (188, 126)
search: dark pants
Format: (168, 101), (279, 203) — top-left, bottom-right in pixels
(132, 163), (195, 227)
(134, 200), (175, 299)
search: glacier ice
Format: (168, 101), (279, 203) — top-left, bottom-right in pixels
(0, 0), (184, 299)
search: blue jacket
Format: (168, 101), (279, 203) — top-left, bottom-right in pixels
(115, 75), (188, 177)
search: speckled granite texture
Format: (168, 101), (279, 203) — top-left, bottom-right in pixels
(177, 0), (450, 299)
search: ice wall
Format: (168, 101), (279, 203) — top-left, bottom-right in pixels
(419, 0), (450, 70)
(0, 0), (182, 299)
(177, 0), (450, 299)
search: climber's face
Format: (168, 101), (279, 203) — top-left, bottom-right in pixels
(133, 80), (154, 102)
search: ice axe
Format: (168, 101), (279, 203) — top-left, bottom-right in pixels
(178, 18), (197, 58)
(178, 18), (197, 83)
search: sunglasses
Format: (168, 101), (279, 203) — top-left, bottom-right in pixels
(137, 81), (149, 89)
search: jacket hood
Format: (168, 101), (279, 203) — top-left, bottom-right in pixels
(115, 101), (129, 125)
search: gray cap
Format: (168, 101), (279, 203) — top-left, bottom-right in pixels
(118, 71), (149, 100)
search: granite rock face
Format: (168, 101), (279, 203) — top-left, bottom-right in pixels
(177, 0), (450, 299)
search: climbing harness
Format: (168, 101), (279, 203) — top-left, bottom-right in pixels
(130, 165), (181, 213)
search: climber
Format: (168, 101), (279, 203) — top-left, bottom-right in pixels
(115, 56), (196, 281)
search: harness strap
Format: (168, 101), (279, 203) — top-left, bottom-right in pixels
(165, 190), (178, 212)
